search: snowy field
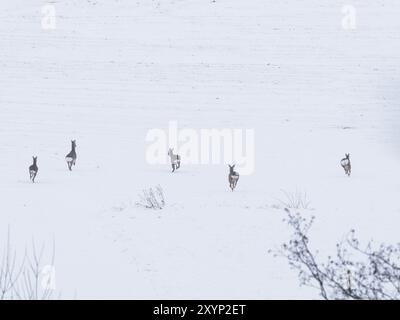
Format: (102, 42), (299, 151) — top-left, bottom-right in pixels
(1, 0), (400, 299)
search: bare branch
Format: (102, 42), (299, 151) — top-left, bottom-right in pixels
(273, 209), (400, 300)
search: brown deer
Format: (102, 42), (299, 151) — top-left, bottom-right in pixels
(340, 153), (351, 176)
(29, 156), (38, 183)
(168, 148), (181, 172)
(66, 140), (77, 171)
(228, 165), (239, 191)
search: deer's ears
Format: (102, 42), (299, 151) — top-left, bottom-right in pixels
(229, 164), (235, 169)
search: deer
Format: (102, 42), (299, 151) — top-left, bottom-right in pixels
(228, 164), (239, 191)
(340, 153), (351, 177)
(66, 140), (77, 171)
(29, 156), (38, 183)
(167, 148), (181, 172)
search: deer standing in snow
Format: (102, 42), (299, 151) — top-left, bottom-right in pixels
(29, 156), (38, 183)
(168, 148), (181, 172)
(228, 164), (239, 191)
(340, 153), (351, 177)
(66, 140), (77, 171)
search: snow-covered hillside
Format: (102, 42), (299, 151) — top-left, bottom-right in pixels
(0, 0), (400, 299)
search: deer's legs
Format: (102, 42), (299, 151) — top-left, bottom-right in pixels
(29, 170), (35, 182)
(171, 164), (176, 172)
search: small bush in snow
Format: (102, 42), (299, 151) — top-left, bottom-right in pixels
(136, 185), (165, 210)
(276, 189), (311, 210)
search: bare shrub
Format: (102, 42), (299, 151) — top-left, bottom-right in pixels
(0, 229), (24, 299)
(0, 228), (56, 300)
(136, 185), (165, 210)
(276, 189), (311, 210)
(271, 209), (400, 300)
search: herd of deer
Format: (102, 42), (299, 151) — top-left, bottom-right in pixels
(28, 143), (352, 191)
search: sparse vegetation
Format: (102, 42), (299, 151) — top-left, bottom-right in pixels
(0, 228), (56, 300)
(275, 189), (311, 210)
(136, 185), (165, 210)
(272, 209), (400, 300)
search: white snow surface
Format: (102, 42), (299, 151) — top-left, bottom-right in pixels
(1, 0), (400, 299)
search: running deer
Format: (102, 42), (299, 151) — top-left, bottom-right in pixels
(168, 148), (181, 172)
(66, 140), (77, 171)
(228, 164), (239, 191)
(29, 156), (38, 183)
(340, 153), (351, 176)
